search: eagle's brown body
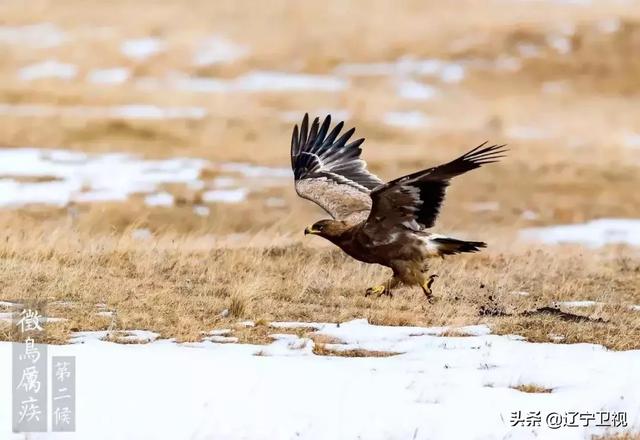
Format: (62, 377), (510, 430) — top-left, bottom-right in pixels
(292, 114), (505, 298)
(323, 222), (429, 286)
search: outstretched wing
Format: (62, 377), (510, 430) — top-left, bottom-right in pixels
(364, 142), (507, 233)
(291, 114), (383, 221)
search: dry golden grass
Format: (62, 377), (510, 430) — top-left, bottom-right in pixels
(593, 433), (640, 440)
(511, 384), (553, 394)
(1, 0), (639, 351)
(312, 344), (400, 358)
(0, 221), (638, 349)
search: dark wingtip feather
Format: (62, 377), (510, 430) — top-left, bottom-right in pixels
(299, 113), (309, 146)
(463, 143), (508, 165)
(345, 137), (365, 151)
(314, 115), (332, 147)
(290, 113), (382, 190)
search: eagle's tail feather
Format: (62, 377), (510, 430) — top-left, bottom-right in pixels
(429, 237), (486, 255)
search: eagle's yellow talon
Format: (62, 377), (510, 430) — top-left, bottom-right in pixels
(365, 285), (386, 297)
(421, 274), (438, 300)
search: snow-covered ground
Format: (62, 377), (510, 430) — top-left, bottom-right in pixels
(521, 218), (640, 247)
(120, 37), (164, 61)
(193, 35), (249, 66)
(139, 71), (348, 93)
(0, 103), (207, 120)
(1, 319), (638, 439)
(0, 148), (290, 208)
(383, 110), (432, 129)
(18, 60), (77, 81)
(334, 58), (466, 83)
(0, 23), (66, 48)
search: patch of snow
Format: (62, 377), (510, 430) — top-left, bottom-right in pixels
(383, 111), (430, 129)
(193, 35), (249, 66)
(207, 329), (232, 336)
(131, 228), (152, 241)
(0, 23), (66, 48)
(547, 35), (572, 54)
(72, 329), (159, 344)
(396, 79), (438, 101)
(0, 148), (205, 208)
(95, 311), (114, 318)
(18, 60), (77, 81)
(521, 218), (640, 247)
(506, 125), (553, 140)
(218, 162), (291, 179)
(334, 61), (398, 76)
(144, 191), (175, 207)
(558, 23), (577, 36)
(521, 210), (539, 220)
(280, 109), (351, 123)
(205, 335), (239, 343)
(0, 301), (22, 308)
(622, 132), (640, 149)
(259, 333), (315, 356)
(188, 180), (206, 190)
(121, 37), (164, 60)
(51, 301), (77, 308)
(270, 321), (324, 330)
(597, 18), (622, 34)
(512, 291), (530, 296)
(163, 71), (347, 93)
(238, 320), (255, 327)
(549, 334), (565, 342)
(109, 104), (206, 120)
(1, 319), (639, 439)
(154, 75), (226, 93)
(517, 43), (541, 58)
(556, 300), (603, 308)
(193, 205), (210, 217)
(212, 176), (236, 188)
(202, 188), (248, 204)
(495, 57), (522, 72)
(235, 71), (347, 92)
(0, 103), (206, 120)
(87, 67), (130, 85)
(439, 63), (465, 83)
(265, 197), (286, 208)
(202, 330), (238, 343)
(466, 201), (500, 212)
(630, 305), (640, 312)
(335, 58), (465, 83)
(0, 104), (56, 118)
(542, 81), (569, 94)
(513, 0), (592, 5)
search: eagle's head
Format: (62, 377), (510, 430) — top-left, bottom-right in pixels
(304, 219), (348, 240)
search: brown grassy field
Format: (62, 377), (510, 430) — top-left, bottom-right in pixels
(1, 0), (640, 359)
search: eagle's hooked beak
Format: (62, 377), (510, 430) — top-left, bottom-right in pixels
(304, 225), (320, 235)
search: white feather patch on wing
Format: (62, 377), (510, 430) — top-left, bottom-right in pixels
(419, 234), (449, 257)
(295, 176), (372, 222)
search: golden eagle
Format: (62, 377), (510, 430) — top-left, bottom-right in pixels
(291, 114), (506, 299)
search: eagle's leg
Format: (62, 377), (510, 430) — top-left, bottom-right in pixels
(421, 274), (439, 300)
(365, 285), (386, 297)
(365, 276), (400, 298)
